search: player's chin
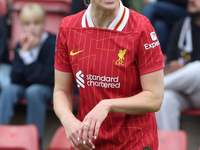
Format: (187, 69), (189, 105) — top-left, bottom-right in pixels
(101, 3), (118, 11)
(102, 0), (119, 6)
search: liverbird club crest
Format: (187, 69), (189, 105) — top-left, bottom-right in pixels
(115, 49), (127, 66)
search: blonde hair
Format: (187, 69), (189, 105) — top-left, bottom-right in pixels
(20, 3), (45, 24)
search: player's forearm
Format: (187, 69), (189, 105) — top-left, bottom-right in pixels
(105, 90), (163, 115)
(53, 90), (76, 125)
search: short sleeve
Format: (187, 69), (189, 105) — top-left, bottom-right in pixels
(136, 19), (164, 75)
(54, 20), (72, 72)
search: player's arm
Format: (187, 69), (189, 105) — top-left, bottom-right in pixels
(54, 21), (76, 124)
(106, 69), (164, 114)
(53, 69), (80, 149)
(86, 69), (164, 116)
(54, 21), (93, 150)
(107, 18), (164, 114)
(53, 69), (95, 150)
(80, 69), (164, 142)
(53, 69), (75, 123)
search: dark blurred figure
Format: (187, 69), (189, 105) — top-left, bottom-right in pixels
(123, 0), (145, 13)
(156, 0), (200, 130)
(0, 3), (55, 145)
(142, 0), (188, 54)
(70, 0), (86, 15)
(0, 13), (11, 92)
(69, 0), (86, 95)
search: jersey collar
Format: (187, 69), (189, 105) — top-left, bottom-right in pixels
(81, 1), (129, 31)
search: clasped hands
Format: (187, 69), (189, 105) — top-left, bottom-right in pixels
(65, 100), (111, 150)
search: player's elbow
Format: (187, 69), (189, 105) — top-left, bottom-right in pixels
(154, 99), (163, 112)
(152, 93), (164, 112)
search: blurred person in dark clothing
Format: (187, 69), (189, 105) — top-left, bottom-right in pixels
(0, 3), (56, 142)
(69, 0), (86, 96)
(142, 0), (188, 54)
(70, 0), (86, 15)
(0, 14), (11, 92)
(124, 0), (145, 13)
(156, 0), (200, 130)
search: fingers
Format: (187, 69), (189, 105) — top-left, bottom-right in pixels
(94, 121), (101, 140)
(80, 142), (92, 150)
(81, 119), (101, 140)
(88, 120), (95, 140)
(82, 122), (90, 144)
(77, 124), (83, 143)
(87, 138), (95, 150)
(68, 138), (79, 150)
(71, 133), (79, 147)
(79, 135), (95, 150)
(80, 119), (100, 144)
(71, 135), (88, 150)
(85, 119), (100, 140)
(19, 34), (27, 41)
(19, 34), (28, 46)
(67, 129), (79, 150)
(69, 131), (92, 150)
(77, 121), (96, 150)
(20, 32), (38, 51)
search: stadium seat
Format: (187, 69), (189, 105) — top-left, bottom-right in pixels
(158, 130), (188, 150)
(0, 0), (8, 16)
(19, 95), (80, 110)
(11, 0), (72, 51)
(46, 126), (71, 150)
(0, 148), (26, 150)
(45, 148), (66, 150)
(181, 109), (200, 116)
(0, 125), (39, 150)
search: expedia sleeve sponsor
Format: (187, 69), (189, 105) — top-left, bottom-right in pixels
(144, 41), (160, 50)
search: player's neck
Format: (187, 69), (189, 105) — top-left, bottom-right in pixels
(90, 5), (119, 29)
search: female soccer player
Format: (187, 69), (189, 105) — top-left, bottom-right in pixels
(54, 0), (164, 149)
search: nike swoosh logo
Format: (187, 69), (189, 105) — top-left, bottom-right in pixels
(70, 50), (84, 56)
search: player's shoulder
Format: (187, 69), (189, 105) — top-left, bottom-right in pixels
(59, 10), (86, 28)
(127, 9), (151, 32)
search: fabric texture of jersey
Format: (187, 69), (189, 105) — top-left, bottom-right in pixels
(55, 3), (164, 150)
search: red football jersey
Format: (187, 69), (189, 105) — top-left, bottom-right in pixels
(55, 2), (164, 150)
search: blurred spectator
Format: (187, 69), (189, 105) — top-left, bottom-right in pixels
(69, 0), (85, 96)
(142, 0), (188, 54)
(125, 0), (145, 13)
(156, 0), (200, 130)
(0, 3), (55, 144)
(70, 0), (86, 15)
(0, 13), (11, 92)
